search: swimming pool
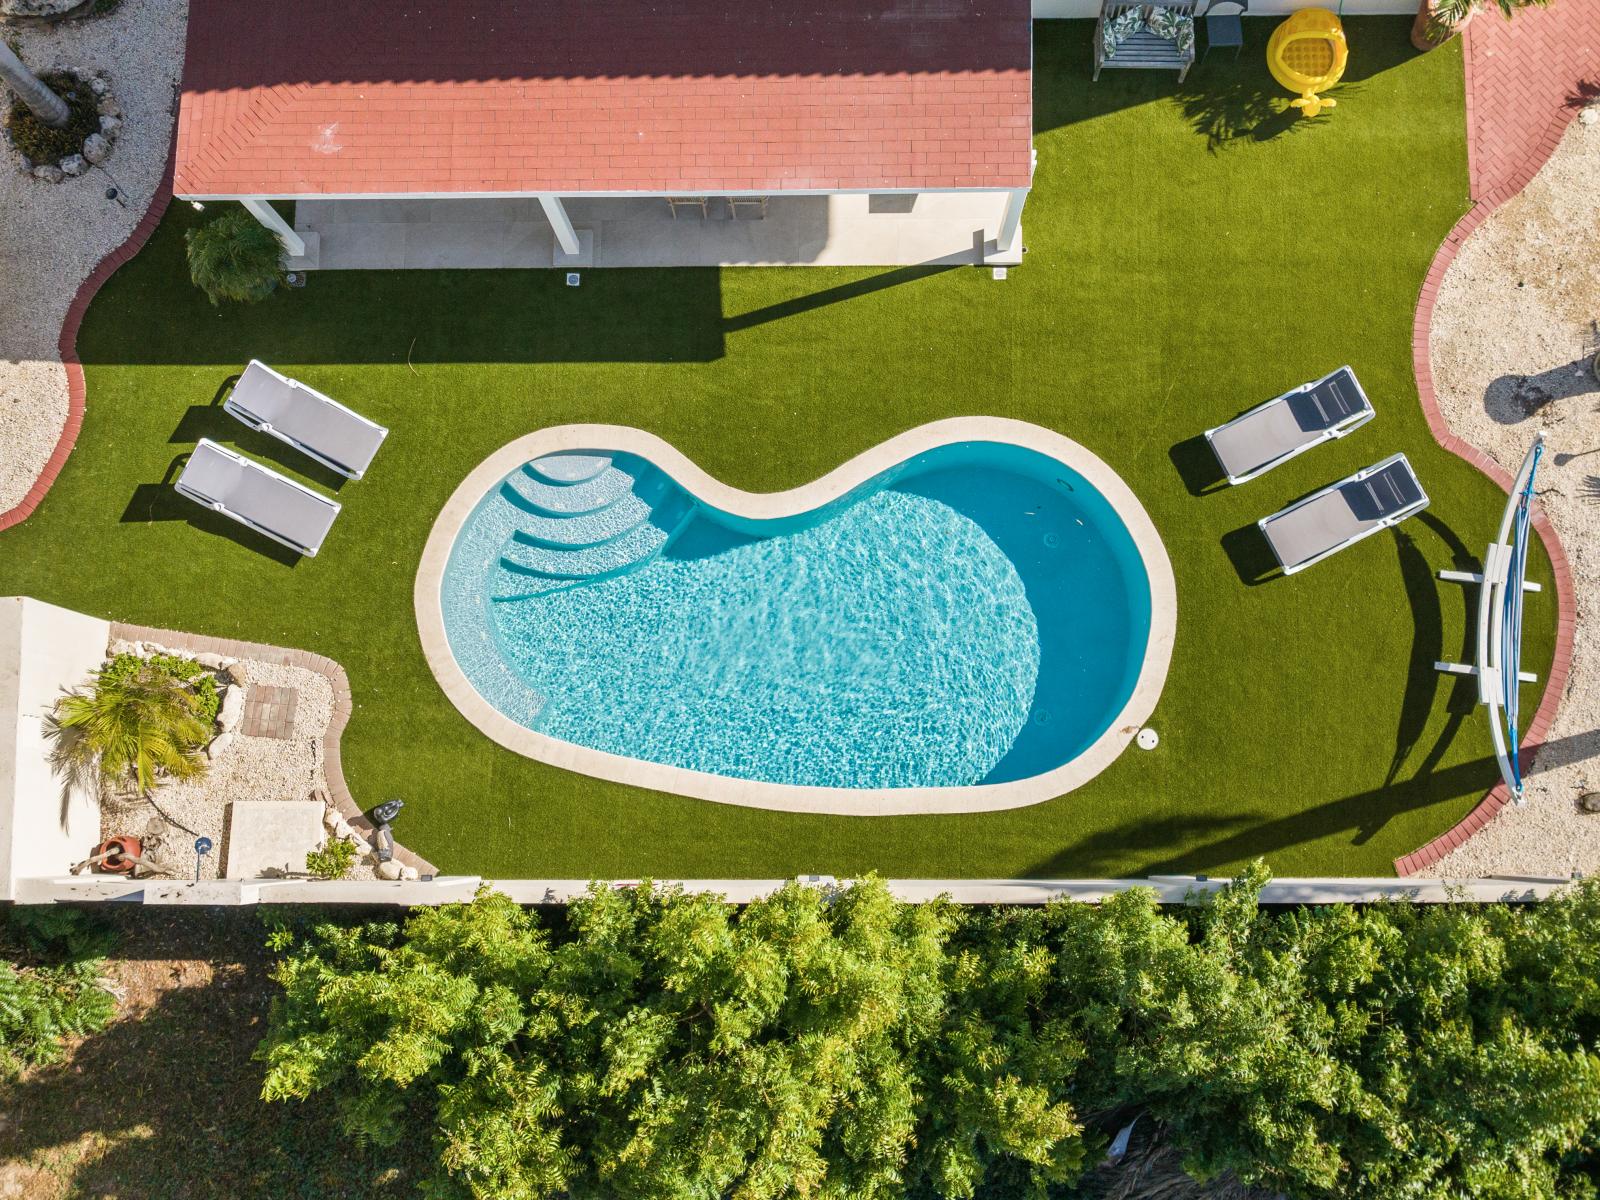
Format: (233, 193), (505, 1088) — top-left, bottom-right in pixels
(418, 420), (1175, 815)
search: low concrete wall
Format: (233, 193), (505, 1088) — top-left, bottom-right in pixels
(0, 597), (109, 900)
(8, 873), (1573, 906)
(1033, 1), (1414, 15)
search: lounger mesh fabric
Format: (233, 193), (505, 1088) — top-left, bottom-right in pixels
(1262, 460), (1421, 570)
(230, 364), (386, 477)
(180, 441), (339, 552)
(1208, 367), (1368, 480)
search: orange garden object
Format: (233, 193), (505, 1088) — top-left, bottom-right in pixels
(1268, 8), (1348, 117)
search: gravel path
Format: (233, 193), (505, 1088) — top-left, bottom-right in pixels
(1431, 108), (1600, 878)
(0, 0), (187, 513)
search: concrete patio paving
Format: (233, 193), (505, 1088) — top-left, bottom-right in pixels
(292, 192), (1020, 270)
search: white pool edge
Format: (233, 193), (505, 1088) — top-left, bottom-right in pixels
(414, 418), (1177, 816)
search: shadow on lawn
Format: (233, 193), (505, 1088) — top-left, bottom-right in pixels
(1168, 433), (1227, 496)
(0, 910), (422, 1200)
(1387, 515), (1480, 787)
(1025, 728), (1600, 878)
(120, 454), (303, 568)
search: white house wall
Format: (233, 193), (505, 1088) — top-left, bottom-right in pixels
(0, 597), (108, 900)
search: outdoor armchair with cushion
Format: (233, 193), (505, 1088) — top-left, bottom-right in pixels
(175, 438), (341, 557)
(224, 359), (388, 480)
(1258, 452), (1428, 575)
(1205, 365), (1374, 485)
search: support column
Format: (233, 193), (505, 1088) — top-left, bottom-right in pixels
(240, 197), (306, 260)
(993, 187), (1027, 262)
(538, 194), (581, 256)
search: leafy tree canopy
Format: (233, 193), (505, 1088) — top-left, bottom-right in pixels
(259, 869), (1600, 1200)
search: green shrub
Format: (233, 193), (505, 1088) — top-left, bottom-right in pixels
(0, 910), (117, 1080)
(258, 870), (1600, 1200)
(185, 207), (286, 305)
(53, 655), (213, 794)
(4, 70), (100, 164)
(99, 651), (220, 725)
(305, 837), (358, 881)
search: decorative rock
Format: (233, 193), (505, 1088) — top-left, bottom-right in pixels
(31, 163), (64, 183)
(330, 814), (353, 839)
(109, 638), (137, 656)
(98, 114), (121, 137)
(96, 96), (120, 117)
(194, 651), (230, 671)
(81, 134), (110, 165)
(58, 154), (87, 177)
(88, 75), (109, 97)
(0, 0), (86, 17)
(206, 731), (235, 761)
(400, 865), (419, 881)
(1581, 106), (1599, 128)
(217, 685), (245, 732)
(377, 860), (403, 881)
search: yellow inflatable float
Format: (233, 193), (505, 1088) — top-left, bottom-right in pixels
(1268, 8), (1348, 118)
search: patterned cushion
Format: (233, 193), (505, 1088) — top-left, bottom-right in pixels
(1101, 5), (1196, 60)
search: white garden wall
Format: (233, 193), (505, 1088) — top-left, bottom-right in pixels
(1033, 0), (1414, 15)
(0, 596), (109, 900)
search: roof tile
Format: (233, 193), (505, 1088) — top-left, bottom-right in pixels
(177, 0), (1033, 197)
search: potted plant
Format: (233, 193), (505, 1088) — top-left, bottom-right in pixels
(1413, 0), (1554, 53)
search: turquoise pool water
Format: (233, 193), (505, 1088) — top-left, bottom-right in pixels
(440, 442), (1153, 790)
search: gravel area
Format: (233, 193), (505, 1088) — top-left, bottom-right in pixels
(99, 655), (380, 881)
(1430, 107), (1600, 879)
(0, 0), (186, 513)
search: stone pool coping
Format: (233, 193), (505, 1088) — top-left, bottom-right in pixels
(414, 418), (1177, 816)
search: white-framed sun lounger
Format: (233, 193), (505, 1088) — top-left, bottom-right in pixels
(224, 359), (388, 480)
(175, 438), (341, 557)
(1259, 453), (1428, 575)
(1205, 366), (1374, 485)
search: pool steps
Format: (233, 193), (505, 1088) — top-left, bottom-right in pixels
(526, 453), (612, 485)
(488, 454), (695, 601)
(508, 472), (673, 549)
(501, 463), (636, 516)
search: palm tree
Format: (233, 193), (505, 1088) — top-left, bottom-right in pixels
(52, 661), (211, 796)
(0, 41), (68, 129)
(1413, 0), (1554, 50)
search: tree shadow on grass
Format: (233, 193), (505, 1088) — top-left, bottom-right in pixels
(1025, 728), (1600, 878)
(0, 909), (424, 1200)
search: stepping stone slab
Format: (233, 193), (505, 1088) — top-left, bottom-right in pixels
(224, 801), (325, 879)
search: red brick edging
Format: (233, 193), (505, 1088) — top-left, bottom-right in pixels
(1393, 72), (1586, 877)
(0, 145), (177, 534)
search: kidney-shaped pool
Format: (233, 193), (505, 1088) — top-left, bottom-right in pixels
(417, 420), (1175, 815)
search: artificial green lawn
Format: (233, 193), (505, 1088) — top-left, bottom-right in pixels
(0, 20), (1555, 879)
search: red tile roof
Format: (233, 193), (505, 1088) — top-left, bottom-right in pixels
(175, 0), (1033, 198)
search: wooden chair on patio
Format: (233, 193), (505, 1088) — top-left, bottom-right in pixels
(1094, 0), (1199, 83)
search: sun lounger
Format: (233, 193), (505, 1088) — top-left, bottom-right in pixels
(1205, 366), (1374, 485)
(1259, 453), (1428, 575)
(224, 360), (387, 480)
(175, 439), (341, 556)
